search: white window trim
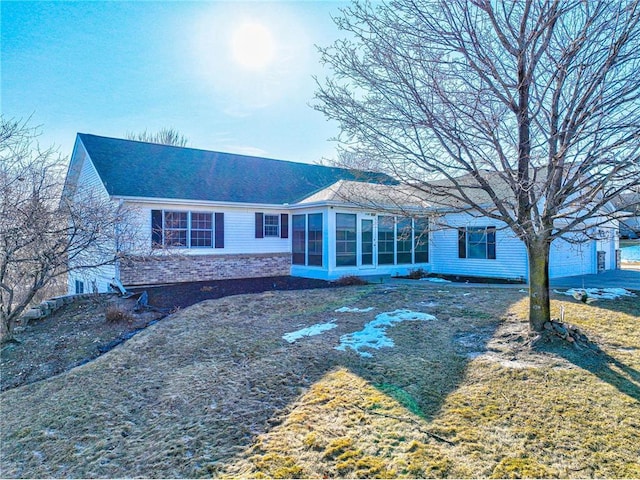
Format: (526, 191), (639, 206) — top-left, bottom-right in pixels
(263, 214), (280, 237)
(161, 210), (215, 249)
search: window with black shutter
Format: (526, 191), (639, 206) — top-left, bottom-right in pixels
(459, 226), (496, 259)
(150, 210), (224, 249)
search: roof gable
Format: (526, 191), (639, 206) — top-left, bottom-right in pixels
(77, 133), (391, 205)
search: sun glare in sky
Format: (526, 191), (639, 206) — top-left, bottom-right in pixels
(190, 5), (314, 116)
(231, 21), (276, 70)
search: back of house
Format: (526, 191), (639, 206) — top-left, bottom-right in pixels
(63, 133), (620, 293)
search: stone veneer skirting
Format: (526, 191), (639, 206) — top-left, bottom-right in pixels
(119, 252), (291, 286)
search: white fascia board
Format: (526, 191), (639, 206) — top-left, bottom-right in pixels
(111, 195), (291, 210)
(288, 200), (350, 210)
(289, 200), (437, 214)
(113, 195), (479, 215)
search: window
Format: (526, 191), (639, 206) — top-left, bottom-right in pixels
(336, 213), (357, 266)
(255, 212), (288, 238)
(308, 213), (323, 266)
(75, 279), (84, 294)
(458, 226), (496, 259)
(292, 215), (306, 265)
(264, 214), (280, 237)
(151, 210), (223, 249)
(414, 218), (429, 263)
(378, 216), (395, 265)
(291, 213), (323, 267)
(190, 212), (213, 247)
(374, 216), (429, 266)
(396, 218), (413, 264)
(164, 211), (188, 247)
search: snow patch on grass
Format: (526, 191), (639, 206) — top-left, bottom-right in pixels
(335, 306), (375, 313)
(283, 322), (337, 343)
(417, 301), (438, 307)
(421, 277), (451, 283)
(335, 309), (436, 358)
(554, 287), (637, 300)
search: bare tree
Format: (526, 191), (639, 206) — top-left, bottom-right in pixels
(315, 0), (640, 332)
(126, 127), (189, 147)
(0, 118), (132, 343)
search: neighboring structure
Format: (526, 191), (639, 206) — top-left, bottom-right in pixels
(613, 192), (640, 239)
(62, 134), (619, 293)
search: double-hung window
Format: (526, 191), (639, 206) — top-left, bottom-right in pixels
(255, 212), (288, 239)
(164, 211), (188, 247)
(151, 210), (223, 249)
(264, 214), (280, 237)
(458, 226), (496, 259)
(190, 212), (213, 247)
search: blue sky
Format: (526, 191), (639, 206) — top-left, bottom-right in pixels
(1, 0), (349, 164)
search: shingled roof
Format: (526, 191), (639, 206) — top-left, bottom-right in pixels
(77, 133), (392, 205)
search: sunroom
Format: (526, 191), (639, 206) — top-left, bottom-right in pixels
(289, 206), (431, 280)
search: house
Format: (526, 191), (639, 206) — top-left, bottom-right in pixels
(62, 133), (619, 293)
(612, 192), (640, 239)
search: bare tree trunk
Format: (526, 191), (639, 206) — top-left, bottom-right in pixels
(0, 314), (12, 344)
(527, 238), (551, 332)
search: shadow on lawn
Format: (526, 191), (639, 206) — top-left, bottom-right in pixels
(539, 292), (640, 401)
(536, 340), (640, 402)
(343, 319), (503, 422)
(0, 285), (511, 479)
(214, 287), (510, 477)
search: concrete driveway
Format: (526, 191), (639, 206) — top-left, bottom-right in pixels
(550, 269), (640, 291)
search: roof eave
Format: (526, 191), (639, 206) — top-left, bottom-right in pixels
(111, 195), (294, 210)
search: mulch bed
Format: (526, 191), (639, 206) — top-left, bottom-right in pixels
(130, 275), (334, 311)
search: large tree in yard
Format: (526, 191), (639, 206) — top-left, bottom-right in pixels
(0, 118), (132, 344)
(315, 0), (640, 332)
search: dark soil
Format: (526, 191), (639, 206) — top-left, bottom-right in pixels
(131, 275), (333, 311)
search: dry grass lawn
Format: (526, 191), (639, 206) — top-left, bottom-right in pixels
(0, 282), (638, 478)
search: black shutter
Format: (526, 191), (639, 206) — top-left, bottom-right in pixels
(487, 226), (496, 259)
(280, 213), (289, 239)
(151, 210), (163, 248)
(255, 212), (264, 238)
(215, 213), (224, 248)
(458, 228), (467, 258)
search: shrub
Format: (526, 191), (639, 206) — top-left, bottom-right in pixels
(406, 268), (428, 279)
(105, 306), (134, 324)
(334, 275), (369, 286)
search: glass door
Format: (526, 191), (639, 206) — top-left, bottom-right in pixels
(361, 218), (374, 267)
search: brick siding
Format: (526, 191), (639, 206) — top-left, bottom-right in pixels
(119, 253), (291, 286)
